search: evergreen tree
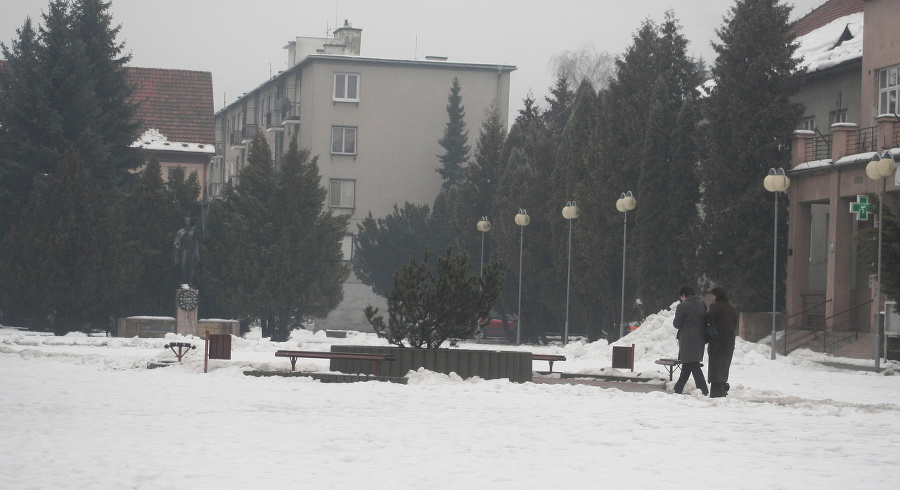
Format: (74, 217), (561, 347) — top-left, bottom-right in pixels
(117, 159), (186, 315)
(453, 104), (507, 265)
(1, 150), (136, 335)
(698, 0), (803, 311)
(0, 0), (141, 239)
(262, 138), (350, 341)
(436, 77), (470, 189)
(202, 134), (349, 341)
(354, 202), (440, 297)
(365, 249), (504, 348)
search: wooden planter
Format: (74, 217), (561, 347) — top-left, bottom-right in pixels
(330, 345), (532, 383)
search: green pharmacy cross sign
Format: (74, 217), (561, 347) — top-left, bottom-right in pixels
(850, 194), (875, 221)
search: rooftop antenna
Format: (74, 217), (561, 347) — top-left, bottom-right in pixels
(335, 0), (339, 31)
(415, 35), (418, 60)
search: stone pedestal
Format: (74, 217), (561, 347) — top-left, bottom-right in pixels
(175, 289), (199, 337)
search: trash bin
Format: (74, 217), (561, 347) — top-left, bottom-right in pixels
(207, 334), (231, 360)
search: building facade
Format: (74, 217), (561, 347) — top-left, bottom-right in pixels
(212, 23), (516, 330)
(786, 0), (899, 354)
(128, 67), (215, 190)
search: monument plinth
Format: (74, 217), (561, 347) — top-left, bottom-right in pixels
(175, 288), (199, 336)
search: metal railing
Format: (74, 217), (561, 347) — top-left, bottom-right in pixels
(806, 133), (832, 161)
(782, 298), (872, 354)
(782, 297), (831, 354)
(849, 126), (878, 154)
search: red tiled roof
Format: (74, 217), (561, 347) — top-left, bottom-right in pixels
(126, 67), (214, 145)
(791, 0), (865, 37)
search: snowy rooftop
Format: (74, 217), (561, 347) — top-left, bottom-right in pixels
(131, 128), (215, 154)
(794, 12), (863, 73)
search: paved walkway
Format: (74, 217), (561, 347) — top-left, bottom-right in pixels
(531, 376), (667, 393)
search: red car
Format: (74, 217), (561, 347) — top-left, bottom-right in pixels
(476, 311), (518, 339)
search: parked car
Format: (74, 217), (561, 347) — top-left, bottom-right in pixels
(476, 310), (518, 340)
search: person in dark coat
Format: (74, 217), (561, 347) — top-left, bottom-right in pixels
(672, 285), (709, 395)
(707, 285), (738, 398)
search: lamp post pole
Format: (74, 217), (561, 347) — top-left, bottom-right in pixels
(562, 202), (579, 345)
(476, 217), (491, 277)
(515, 210), (530, 345)
(866, 151), (897, 370)
(764, 168), (790, 360)
(616, 192), (636, 339)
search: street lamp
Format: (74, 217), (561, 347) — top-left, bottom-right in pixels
(476, 216), (491, 277)
(865, 151), (898, 371)
(764, 167), (791, 360)
(616, 191), (636, 339)
(515, 209), (530, 345)
(562, 201), (579, 344)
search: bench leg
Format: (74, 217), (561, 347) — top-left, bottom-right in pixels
(290, 357), (297, 371)
(548, 360), (555, 373)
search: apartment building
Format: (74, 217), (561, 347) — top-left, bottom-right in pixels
(213, 22), (516, 330)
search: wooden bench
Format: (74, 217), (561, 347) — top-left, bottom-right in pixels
(274, 350), (396, 376)
(655, 358), (682, 381)
(532, 354), (566, 373)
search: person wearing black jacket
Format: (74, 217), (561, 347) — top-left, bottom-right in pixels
(707, 285), (738, 398)
(672, 285), (709, 395)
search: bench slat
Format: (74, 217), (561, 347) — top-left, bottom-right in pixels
(274, 350), (395, 376)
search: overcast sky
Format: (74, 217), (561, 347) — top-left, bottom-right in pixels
(3, 0), (826, 117)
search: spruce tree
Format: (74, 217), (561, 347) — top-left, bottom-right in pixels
(436, 77), (470, 189)
(2, 150), (136, 334)
(453, 104), (507, 265)
(698, 0), (803, 311)
(0, 0), (141, 239)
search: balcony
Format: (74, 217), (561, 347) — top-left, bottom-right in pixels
(229, 131), (244, 149)
(241, 124), (258, 142)
(266, 112), (284, 133)
(792, 118), (900, 168)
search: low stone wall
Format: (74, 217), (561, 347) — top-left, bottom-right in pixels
(740, 312), (783, 343)
(197, 319), (239, 337)
(330, 345), (532, 383)
(117, 317), (175, 338)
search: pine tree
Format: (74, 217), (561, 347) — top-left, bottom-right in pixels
(365, 249), (504, 348)
(698, 0), (803, 311)
(436, 77), (470, 189)
(1, 150), (136, 334)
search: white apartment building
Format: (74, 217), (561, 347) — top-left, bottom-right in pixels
(212, 22), (516, 330)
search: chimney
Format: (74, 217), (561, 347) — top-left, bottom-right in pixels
(333, 20), (362, 55)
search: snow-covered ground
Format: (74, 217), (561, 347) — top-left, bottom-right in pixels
(2, 305), (899, 488)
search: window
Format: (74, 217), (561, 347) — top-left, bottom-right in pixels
(879, 65), (900, 116)
(829, 109), (848, 126)
(341, 235), (355, 262)
(334, 73), (359, 102)
(329, 179), (355, 208)
(799, 116), (816, 132)
(331, 126), (357, 155)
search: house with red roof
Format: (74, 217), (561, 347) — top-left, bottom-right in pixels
(127, 67), (215, 193)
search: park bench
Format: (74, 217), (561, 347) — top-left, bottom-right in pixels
(274, 350), (396, 376)
(655, 358), (682, 381)
(532, 354), (566, 373)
